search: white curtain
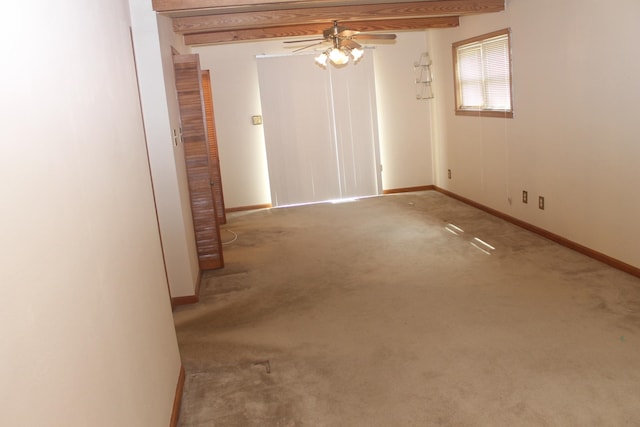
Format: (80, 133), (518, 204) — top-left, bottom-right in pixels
(257, 53), (382, 207)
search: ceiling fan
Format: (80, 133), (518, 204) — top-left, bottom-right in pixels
(284, 21), (397, 66)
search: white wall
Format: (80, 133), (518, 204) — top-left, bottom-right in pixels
(130, 0), (200, 297)
(430, 0), (640, 268)
(374, 31), (434, 190)
(0, 1), (182, 425)
(194, 41), (275, 209)
(194, 31), (433, 208)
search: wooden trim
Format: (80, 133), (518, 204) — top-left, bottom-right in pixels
(455, 109), (514, 118)
(383, 185), (434, 194)
(154, 0), (500, 13)
(158, 0), (504, 16)
(452, 27), (510, 49)
(184, 16), (459, 45)
(434, 187), (640, 279)
(171, 269), (202, 307)
(226, 203), (272, 213)
(170, 365), (186, 427)
(172, 294), (199, 306)
(172, 0), (504, 34)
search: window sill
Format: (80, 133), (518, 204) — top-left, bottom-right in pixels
(455, 109), (514, 118)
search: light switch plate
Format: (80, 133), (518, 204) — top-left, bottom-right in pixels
(251, 115), (263, 125)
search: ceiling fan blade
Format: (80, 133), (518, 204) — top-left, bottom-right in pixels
(337, 29), (359, 38)
(341, 39), (362, 50)
(292, 41), (326, 53)
(283, 38), (326, 44)
(353, 33), (397, 41)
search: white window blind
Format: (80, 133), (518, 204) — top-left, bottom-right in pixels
(256, 53), (382, 207)
(457, 45), (484, 108)
(454, 29), (513, 116)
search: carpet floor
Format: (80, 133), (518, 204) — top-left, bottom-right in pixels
(174, 191), (640, 426)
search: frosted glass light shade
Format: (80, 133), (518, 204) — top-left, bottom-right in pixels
(329, 48), (349, 65)
(315, 53), (328, 66)
(351, 48), (364, 61)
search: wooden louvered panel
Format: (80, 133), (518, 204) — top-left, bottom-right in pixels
(201, 70), (226, 225)
(173, 53), (223, 270)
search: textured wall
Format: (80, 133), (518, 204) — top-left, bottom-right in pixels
(0, 0), (182, 425)
(430, 0), (640, 268)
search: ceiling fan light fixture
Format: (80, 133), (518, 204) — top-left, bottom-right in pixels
(315, 52), (328, 66)
(316, 46), (363, 67)
(289, 21), (396, 68)
(351, 47), (364, 61)
(329, 47), (349, 65)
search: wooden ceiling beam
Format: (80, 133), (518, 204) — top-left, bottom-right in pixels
(183, 16), (459, 45)
(172, 0), (504, 33)
(154, 0), (344, 13)
(154, 0), (497, 14)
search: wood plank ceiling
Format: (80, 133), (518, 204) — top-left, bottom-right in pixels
(153, 0), (505, 46)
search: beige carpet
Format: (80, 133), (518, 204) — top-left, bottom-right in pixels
(174, 191), (640, 426)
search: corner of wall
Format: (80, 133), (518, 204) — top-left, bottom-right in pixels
(131, 0), (200, 297)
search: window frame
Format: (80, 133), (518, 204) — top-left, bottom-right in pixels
(452, 28), (514, 118)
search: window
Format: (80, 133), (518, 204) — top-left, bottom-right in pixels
(453, 28), (513, 118)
